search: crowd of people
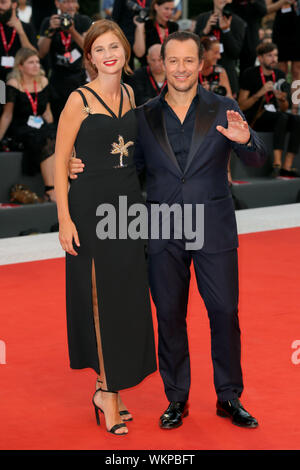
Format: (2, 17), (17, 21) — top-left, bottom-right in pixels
(0, 0), (300, 203)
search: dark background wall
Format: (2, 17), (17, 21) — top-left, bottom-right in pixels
(189, 0), (212, 18)
(78, 0), (213, 19)
(79, 0), (100, 17)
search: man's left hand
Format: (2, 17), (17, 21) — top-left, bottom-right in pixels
(216, 110), (250, 144)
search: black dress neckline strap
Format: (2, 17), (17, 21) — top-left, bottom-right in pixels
(121, 83), (134, 110)
(82, 85), (124, 119)
(75, 88), (89, 109)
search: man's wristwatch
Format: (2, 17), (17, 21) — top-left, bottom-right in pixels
(45, 28), (55, 38)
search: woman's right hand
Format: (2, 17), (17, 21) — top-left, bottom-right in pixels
(59, 218), (80, 256)
(203, 13), (218, 35)
(133, 15), (145, 28)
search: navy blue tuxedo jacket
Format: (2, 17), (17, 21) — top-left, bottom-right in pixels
(134, 86), (267, 255)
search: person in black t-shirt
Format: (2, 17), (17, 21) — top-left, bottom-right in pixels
(229, 0), (267, 75)
(112, 0), (152, 45)
(38, 0), (92, 122)
(239, 42), (300, 178)
(0, 0), (37, 82)
(133, 0), (178, 67)
(194, 0), (246, 97)
(31, 0), (56, 34)
(126, 43), (166, 105)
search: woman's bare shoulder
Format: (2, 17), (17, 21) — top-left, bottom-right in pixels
(41, 75), (49, 87)
(6, 78), (19, 89)
(123, 83), (136, 107)
(62, 88), (89, 116)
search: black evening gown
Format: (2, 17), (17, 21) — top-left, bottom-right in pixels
(66, 84), (157, 391)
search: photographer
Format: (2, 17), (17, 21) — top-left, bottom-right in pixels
(112, 0), (152, 68)
(38, 0), (92, 122)
(239, 42), (300, 178)
(0, 0), (37, 81)
(199, 35), (234, 184)
(199, 36), (232, 98)
(126, 43), (166, 105)
(266, 0), (300, 114)
(229, 0), (267, 74)
(133, 0), (178, 66)
(194, 0), (246, 97)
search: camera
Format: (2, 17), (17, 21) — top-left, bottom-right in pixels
(59, 13), (73, 31)
(274, 79), (290, 94)
(222, 7), (233, 19)
(127, 0), (150, 23)
(210, 82), (227, 96)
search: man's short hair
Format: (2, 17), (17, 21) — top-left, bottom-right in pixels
(256, 42), (278, 56)
(161, 31), (204, 62)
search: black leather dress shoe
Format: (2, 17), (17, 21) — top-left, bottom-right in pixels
(159, 401), (189, 429)
(216, 398), (258, 428)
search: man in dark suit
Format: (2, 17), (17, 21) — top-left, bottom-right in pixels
(69, 31), (266, 430)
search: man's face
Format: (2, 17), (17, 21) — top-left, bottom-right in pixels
(204, 42), (221, 67)
(0, 0), (12, 14)
(259, 49), (278, 70)
(163, 39), (203, 93)
(147, 50), (164, 76)
(56, 0), (79, 16)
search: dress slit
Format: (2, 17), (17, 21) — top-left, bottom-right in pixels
(91, 258), (107, 383)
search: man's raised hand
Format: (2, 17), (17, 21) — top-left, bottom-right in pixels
(216, 110), (250, 144)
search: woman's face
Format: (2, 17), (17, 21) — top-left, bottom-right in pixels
(204, 43), (221, 67)
(19, 55), (41, 77)
(154, 2), (175, 23)
(89, 31), (126, 76)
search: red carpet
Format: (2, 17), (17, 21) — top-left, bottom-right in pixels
(1, 228), (300, 450)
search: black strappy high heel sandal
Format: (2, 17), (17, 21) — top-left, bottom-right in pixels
(96, 379), (133, 422)
(92, 388), (128, 436)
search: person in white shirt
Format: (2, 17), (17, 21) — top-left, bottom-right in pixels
(172, 0), (182, 21)
(17, 0), (32, 23)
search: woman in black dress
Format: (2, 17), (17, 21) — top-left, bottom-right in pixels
(54, 20), (156, 436)
(133, 0), (178, 66)
(0, 48), (56, 201)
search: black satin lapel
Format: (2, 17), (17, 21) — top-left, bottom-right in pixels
(184, 97), (220, 174)
(144, 103), (182, 173)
